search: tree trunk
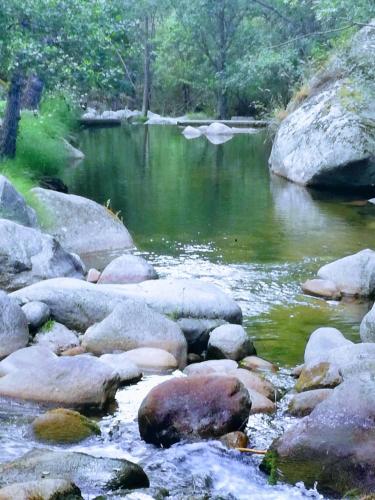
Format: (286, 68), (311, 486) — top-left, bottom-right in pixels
(216, 2), (228, 119)
(0, 70), (25, 159)
(142, 14), (151, 117)
(22, 74), (44, 110)
(217, 86), (228, 119)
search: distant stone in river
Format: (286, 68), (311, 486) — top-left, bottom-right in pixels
(0, 292), (29, 359)
(138, 375), (251, 447)
(98, 254), (158, 284)
(207, 324), (255, 361)
(0, 220), (84, 292)
(31, 187), (134, 261)
(32, 408), (100, 444)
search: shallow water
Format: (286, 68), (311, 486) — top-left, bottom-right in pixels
(2, 124), (371, 498)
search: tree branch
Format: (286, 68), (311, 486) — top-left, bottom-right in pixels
(249, 0), (292, 25)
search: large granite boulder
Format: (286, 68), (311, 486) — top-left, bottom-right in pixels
(0, 220), (84, 291)
(31, 188), (134, 259)
(0, 292), (29, 359)
(138, 375), (251, 447)
(12, 277), (242, 329)
(0, 175), (37, 227)
(269, 22), (375, 192)
(0, 351), (119, 409)
(98, 254), (158, 284)
(264, 374), (375, 496)
(82, 302), (187, 367)
(0, 449), (149, 494)
(304, 327), (352, 364)
(317, 249), (375, 296)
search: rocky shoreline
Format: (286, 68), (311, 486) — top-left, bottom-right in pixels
(0, 172), (374, 498)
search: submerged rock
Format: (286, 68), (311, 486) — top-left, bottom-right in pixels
(266, 374), (375, 496)
(288, 388), (333, 417)
(0, 353), (119, 409)
(219, 431), (248, 449)
(0, 292), (29, 359)
(269, 22), (375, 192)
(82, 302), (187, 367)
(33, 321), (79, 354)
(31, 188), (134, 260)
(0, 449), (149, 493)
(138, 375), (251, 447)
(301, 278), (341, 300)
(317, 249), (375, 296)
(0, 479), (82, 500)
(207, 324), (255, 361)
(21, 301), (50, 330)
(98, 254), (158, 284)
(0, 175), (37, 227)
(0, 220), (84, 292)
(32, 408), (100, 443)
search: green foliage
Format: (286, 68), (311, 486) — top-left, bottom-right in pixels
(41, 319), (55, 332)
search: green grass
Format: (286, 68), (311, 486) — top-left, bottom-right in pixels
(185, 111), (212, 120)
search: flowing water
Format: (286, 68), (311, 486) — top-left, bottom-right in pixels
(2, 125), (375, 499)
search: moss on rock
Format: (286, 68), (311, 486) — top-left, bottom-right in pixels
(32, 408), (100, 444)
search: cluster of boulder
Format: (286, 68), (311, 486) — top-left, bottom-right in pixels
(183, 122), (259, 145)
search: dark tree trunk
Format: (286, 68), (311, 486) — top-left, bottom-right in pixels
(217, 86), (228, 119)
(216, 1), (228, 119)
(22, 74), (44, 110)
(142, 14), (151, 117)
(0, 70), (25, 159)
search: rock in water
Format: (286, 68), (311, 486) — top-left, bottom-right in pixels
(304, 327), (352, 364)
(0, 175), (38, 227)
(265, 374), (375, 496)
(269, 22), (375, 192)
(0, 449), (149, 494)
(288, 389), (333, 417)
(21, 301), (50, 330)
(98, 254), (158, 284)
(301, 278), (341, 300)
(31, 187), (134, 259)
(360, 303), (375, 341)
(99, 353), (142, 384)
(317, 249), (375, 296)
(82, 302), (187, 368)
(0, 292), (29, 359)
(33, 321), (79, 354)
(207, 324), (255, 361)
(119, 347), (178, 373)
(32, 408), (100, 443)
(138, 375), (251, 447)
(0, 220), (84, 292)
(0, 479), (83, 500)
(183, 359), (238, 376)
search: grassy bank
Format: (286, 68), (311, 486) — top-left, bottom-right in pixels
(0, 94), (79, 210)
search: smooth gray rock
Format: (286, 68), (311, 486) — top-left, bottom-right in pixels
(0, 292), (29, 359)
(304, 327), (352, 364)
(0, 479), (82, 500)
(12, 277), (242, 329)
(0, 346), (55, 377)
(31, 188), (134, 259)
(288, 389), (333, 417)
(99, 353), (142, 383)
(21, 301), (50, 330)
(177, 318), (226, 354)
(360, 303), (375, 342)
(0, 353), (119, 409)
(0, 175), (37, 227)
(269, 22), (375, 191)
(0, 220), (84, 292)
(82, 302), (187, 368)
(207, 324), (255, 361)
(0, 449), (149, 494)
(184, 359), (238, 376)
(98, 254), (158, 284)
(33, 321), (79, 354)
(268, 374), (375, 496)
(120, 347), (178, 373)
(317, 249), (375, 296)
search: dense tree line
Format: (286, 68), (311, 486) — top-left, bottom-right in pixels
(0, 0), (374, 157)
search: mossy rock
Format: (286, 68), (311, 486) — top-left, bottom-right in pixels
(295, 362), (342, 392)
(32, 408), (101, 444)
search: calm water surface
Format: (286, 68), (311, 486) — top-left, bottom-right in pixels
(64, 125), (375, 366)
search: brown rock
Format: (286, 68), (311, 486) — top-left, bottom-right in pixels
(229, 368), (277, 400)
(60, 345), (86, 356)
(220, 431), (248, 449)
(295, 362), (342, 392)
(138, 375), (251, 447)
(288, 389), (333, 416)
(302, 278), (341, 300)
(248, 389), (276, 415)
(240, 356), (277, 373)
